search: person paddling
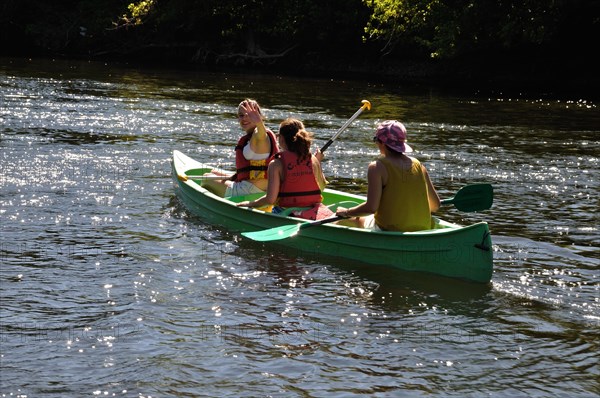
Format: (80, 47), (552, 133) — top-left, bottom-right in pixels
(336, 120), (440, 231)
(237, 118), (332, 220)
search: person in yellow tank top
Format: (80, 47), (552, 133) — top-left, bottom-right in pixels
(336, 120), (441, 232)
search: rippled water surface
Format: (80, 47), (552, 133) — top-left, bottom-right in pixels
(1, 58), (598, 397)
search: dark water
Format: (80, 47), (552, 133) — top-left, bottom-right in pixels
(1, 57), (598, 397)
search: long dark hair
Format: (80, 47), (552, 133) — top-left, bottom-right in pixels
(278, 118), (313, 161)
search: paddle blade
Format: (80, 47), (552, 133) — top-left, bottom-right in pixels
(241, 216), (342, 242)
(242, 224), (302, 242)
(441, 184), (493, 212)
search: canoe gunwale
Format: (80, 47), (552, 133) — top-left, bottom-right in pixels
(172, 150), (494, 283)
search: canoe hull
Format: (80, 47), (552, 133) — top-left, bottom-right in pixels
(172, 150), (493, 283)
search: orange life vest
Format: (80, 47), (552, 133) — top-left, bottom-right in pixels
(233, 129), (278, 182)
(277, 151), (323, 208)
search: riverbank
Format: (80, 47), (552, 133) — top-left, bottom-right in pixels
(3, 0), (597, 100)
(95, 52), (600, 100)
(5, 50), (598, 100)
(271, 51), (600, 100)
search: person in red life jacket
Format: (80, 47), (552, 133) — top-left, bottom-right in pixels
(202, 99), (279, 197)
(335, 120), (440, 231)
(236, 118), (333, 220)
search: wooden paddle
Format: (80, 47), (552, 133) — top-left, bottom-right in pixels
(320, 100), (371, 152)
(179, 101), (371, 183)
(241, 183), (493, 242)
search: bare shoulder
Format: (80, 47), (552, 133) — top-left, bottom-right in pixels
(370, 159), (388, 173)
(269, 158), (283, 170)
(367, 159), (387, 181)
(368, 159), (382, 170)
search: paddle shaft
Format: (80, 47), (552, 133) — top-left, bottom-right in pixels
(241, 215), (344, 241)
(320, 100), (371, 152)
(241, 184), (492, 242)
(292, 184), (492, 236)
(298, 216), (343, 230)
(181, 101), (371, 183)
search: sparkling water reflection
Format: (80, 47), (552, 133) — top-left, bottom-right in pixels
(1, 57), (598, 397)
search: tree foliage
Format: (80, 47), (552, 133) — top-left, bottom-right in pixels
(1, 0), (597, 84)
(117, 0), (156, 27)
(362, 0), (598, 60)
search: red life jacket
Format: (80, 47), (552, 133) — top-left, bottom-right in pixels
(277, 151), (323, 208)
(233, 129), (278, 182)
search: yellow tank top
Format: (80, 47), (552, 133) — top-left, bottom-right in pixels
(374, 157), (432, 232)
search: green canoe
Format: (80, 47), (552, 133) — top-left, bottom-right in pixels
(172, 150), (494, 283)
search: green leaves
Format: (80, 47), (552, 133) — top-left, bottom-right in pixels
(116, 0), (156, 28)
(362, 0), (570, 59)
(126, 0), (156, 25)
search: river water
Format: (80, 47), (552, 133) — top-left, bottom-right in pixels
(1, 57), (598, 397)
